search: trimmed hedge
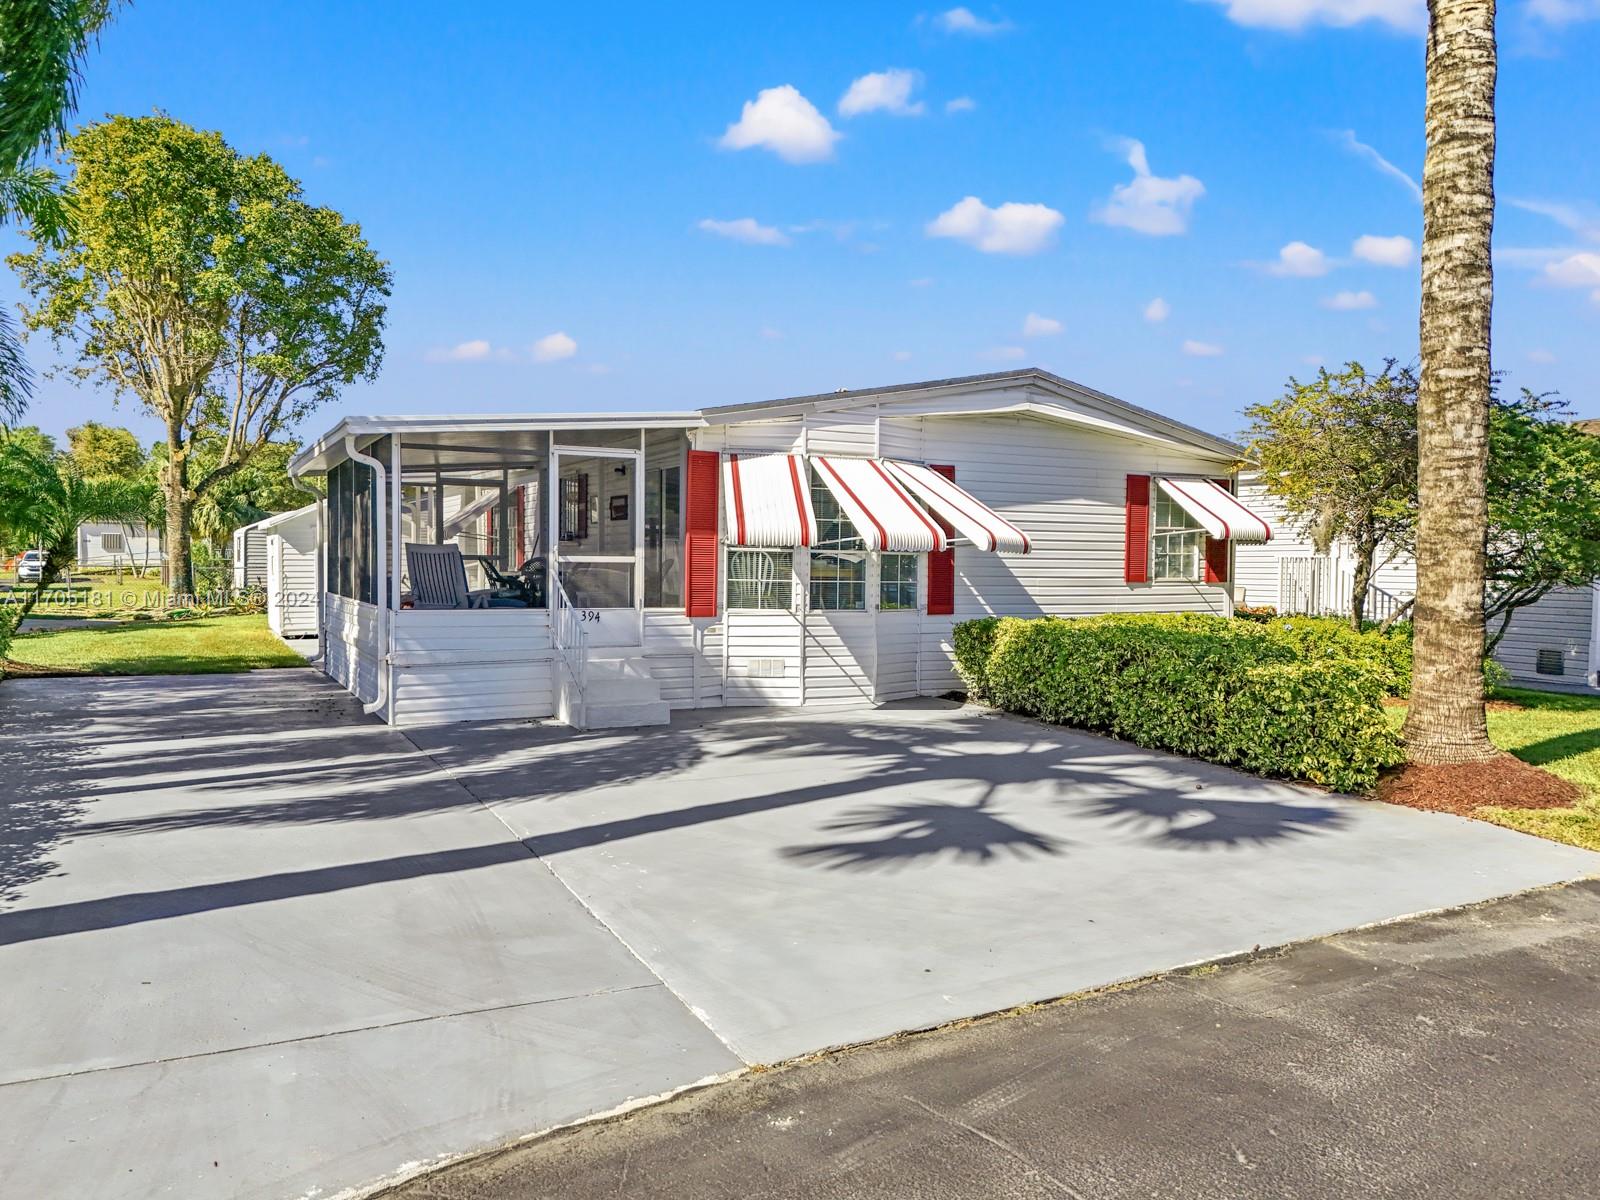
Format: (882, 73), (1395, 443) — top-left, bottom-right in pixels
(952, 613), (1404, 793)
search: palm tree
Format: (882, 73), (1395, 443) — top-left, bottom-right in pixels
(1403, 0), (1500, 765)
(0, 435), (150, 619)
(0, 0), (119, 419)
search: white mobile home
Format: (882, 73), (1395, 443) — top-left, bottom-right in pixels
(1233, 479), (1600, 693)
(288, 369), (1277, 728)
(255, 504), (320, 638)
(231, 519), (272, 589)
(75, 521), (163, 572)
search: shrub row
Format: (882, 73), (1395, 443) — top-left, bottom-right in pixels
(952, 613), (1405, 793)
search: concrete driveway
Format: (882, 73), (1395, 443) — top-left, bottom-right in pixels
(2, 672), (1596, 1199)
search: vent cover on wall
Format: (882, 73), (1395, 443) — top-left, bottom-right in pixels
(1536, 648), (1565, 676)
(747, 658), (788, 678)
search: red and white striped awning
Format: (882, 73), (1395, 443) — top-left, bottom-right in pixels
(723, 453), (817, 548)
(811, 455), (949, 552)
(884, 461), (1032, 554)
(1155, 477), (1273, 544)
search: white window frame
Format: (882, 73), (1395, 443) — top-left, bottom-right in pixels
(725, 547), (794, 611)
(1151, 488), (1207, 583)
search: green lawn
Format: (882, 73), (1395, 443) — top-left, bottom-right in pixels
(1389, 687), (1600, 851)
(3, 574), (187, 620)
(5, 614), (308, 676)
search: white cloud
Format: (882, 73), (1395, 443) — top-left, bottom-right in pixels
(1143, 297), (1171, 323)
(1352, 233), (1414, 266)
(945, 96), (977, 113)
(1182, 339), (1224, 357)
(1525, 0), (1600, 27)
(1022, 312), (1062, 337)
(1509, 197), (1600, 243)
(1543, 251), (1600, 288)
(909, 277), (935, 287)
(1204, 0), (1425, 33)
(759, 326), (784, 340)
(1322, 289), (1379, 310)
(532, 332), (577, 363)
(926, 195), (1064, 255)
(697, 217), (791, 246)
(1334, 130), (1421, 202)
(839, 69), (925, 118)
(892, 349), (913, 361)
(425, 338), (495, 363)
(718, 85), (840, 164)
(1528, 347), (1558, 364)
(982, 345), (1027, 361)
(932, 6), (1014, 35)
(1266, 241), (1332, 277)
(1091, 138), (1205, 236)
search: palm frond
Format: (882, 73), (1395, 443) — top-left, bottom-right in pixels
(0, 306), (32, 424)
(0, 0), (117, 169)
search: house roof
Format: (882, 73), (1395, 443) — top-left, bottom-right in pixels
(289, 368), (1241, 476)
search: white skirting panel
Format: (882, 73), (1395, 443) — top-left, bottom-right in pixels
(322, 593), (382, 708)
(388, 608), (557, 726)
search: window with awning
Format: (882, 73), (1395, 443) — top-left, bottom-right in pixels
(721, 452), (1030, 555)
(1153, 477), (1273, 544)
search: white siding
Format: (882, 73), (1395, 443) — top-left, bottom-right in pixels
(642, 611), (723, 708)
(266, 513), (320, 638)
(76, 521), (163, 570)
(875, 612), (921, 701)
(389, 609), (557, 724)
(803, 613), (875, 706)
(322, 593), (382, 709)
(724, 611), (804, 706)
(1493, 586), (1598, 693)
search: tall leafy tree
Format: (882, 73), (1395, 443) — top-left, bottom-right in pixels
(1407, 0), (1499, 765)
(0, 432), (149, 618)
(0, 0), (119, 419)
(9, 115), (391, 595)
(66, 419), (144, 479)
(1241, 361), (1418, 630)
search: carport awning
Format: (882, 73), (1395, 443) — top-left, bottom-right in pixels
(722, 453), (1031, 554)
(1155, 477), (1273, 544)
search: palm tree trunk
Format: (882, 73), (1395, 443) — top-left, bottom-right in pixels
(162, 434), (195, 597)
(1404, 0), (1499, 764)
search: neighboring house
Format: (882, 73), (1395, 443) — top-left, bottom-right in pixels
(75, 521), (164, 572)
(1233, 477), (1600, 694)
(231, 519), (272, 589)
(257, 505), (320, 639)
(288, 368), (1277, 729)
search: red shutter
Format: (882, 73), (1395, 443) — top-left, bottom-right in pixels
(926, 464), (957, 616)
(1124, 474), (1151, 584)
(684, 450), (720, 617)
(1204, 478), (1231, 585)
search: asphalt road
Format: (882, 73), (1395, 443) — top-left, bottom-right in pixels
(382, 880), (1600, 1200)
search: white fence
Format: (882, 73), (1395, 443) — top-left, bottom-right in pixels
(1278, 556), (1411, 624)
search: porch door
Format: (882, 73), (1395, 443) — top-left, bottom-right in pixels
(550, 444), (644, 647)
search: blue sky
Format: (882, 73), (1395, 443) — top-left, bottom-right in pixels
(6, 0), (1600, 448)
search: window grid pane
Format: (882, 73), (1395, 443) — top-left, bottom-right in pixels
(1151, 487), (1207, 582)
(727, 549), (792, 610)
(880, 552), (918, 611)
(809, 551), (866, 610)
(810, 469), (865, 550)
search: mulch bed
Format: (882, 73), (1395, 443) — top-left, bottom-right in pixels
(1376, 754), (1582, 816)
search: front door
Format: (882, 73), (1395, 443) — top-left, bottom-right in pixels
(550, 445), (643, 646)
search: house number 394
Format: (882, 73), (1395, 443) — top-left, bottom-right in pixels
(580, 610), (601, 622)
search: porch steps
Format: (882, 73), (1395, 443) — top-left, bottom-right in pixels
(561, 652), (671, 730)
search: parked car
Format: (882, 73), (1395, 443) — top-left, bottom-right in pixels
(16, 549), (44, 584)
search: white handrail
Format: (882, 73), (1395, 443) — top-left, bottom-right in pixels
(550, 570), (587, 703)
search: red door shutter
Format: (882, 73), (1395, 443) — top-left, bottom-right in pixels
(1204, 478), (1231, 585)
(1124, 474), (1151, 584)
(926, 464), (957, 616)
(684, 450), (720, 617)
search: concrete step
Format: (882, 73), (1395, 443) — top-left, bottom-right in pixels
(581, 698), (672, 729)
(584, 674), (663, 703)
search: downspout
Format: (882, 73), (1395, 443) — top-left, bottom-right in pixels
(287, 472), (327, 666)
(344, 436), (389, 718)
